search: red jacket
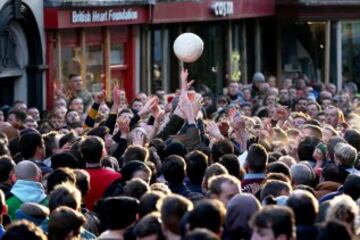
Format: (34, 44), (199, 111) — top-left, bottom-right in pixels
(85, 168), (121, 210)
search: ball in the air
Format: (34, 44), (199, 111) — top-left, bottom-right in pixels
(173, 33), (204, 63)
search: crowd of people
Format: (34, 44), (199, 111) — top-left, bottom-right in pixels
(0, 71), (359, 240)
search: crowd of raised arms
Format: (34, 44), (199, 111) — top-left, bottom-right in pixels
(0, 70), (359, 240)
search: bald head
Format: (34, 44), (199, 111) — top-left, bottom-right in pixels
(15, 160), (41, 181)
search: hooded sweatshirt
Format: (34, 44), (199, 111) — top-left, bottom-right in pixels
(6, 180), (48, 220)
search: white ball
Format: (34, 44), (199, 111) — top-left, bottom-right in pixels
(173, 33), (204, 63)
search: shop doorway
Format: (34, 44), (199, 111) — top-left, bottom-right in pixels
(0, 77), (14, 106)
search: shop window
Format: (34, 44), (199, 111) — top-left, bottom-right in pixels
(111, 43), (125, 65)
(342, 21), (360, 86)
(86, 44), (104, 93)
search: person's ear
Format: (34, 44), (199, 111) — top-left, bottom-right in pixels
(11, 174), (16, 183)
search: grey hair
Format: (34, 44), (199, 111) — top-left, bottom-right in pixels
(334, 142), (358, 167)
(290, 163), (313, 186)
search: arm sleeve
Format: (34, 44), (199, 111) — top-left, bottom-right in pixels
(83, 102), (100, 129)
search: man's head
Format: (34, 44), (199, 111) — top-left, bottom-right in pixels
(228, 81), (240, 96)
(7, 109), (27, 129)
(46, 168), (76, 193)
(334, 142), (358, 168)
(286, 189), (319, 226)
(0, 155), (15, 183)
(302, 124), (323, 140)
(295, 98), (307, 113)
(325, 107), (343, 128)
(290, 163), (314, 186)
(297, 136), (321, 161)
(27, 107), (40, 122)
(260, 180), (292, 202)
(19, 132), (45, 160)
(246, 144), (268, 173)
(1, 220), (47, 240)
(344, 129), (360, 152)
(219, 154), (243, 180)
(279, 89), (289, 102)
(80, 136), (105, 165)
(68, 74), (83, 92)
(250, 205), (296, 240)
(48, 182), (82, 212)
(159, 194), (193, 235)
(208, 174), (241, 207)
(69, 98), (84, 114)
(123, 145), (149, 164)
(186, 150), (208, 185)
(14, 160), (41, 182)
(134, 212), (165, 240)
(211, 139), (234, 162)
(306, 102), (321, 118)
(48, 206), (86, 240)
(161, 155), (186, 185)
(131, 98), (144, 112)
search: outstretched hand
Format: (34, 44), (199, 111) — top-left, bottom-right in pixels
(138, 96), (158, 116)
(180, 68), (194, 94)
(94, 90), (106, 104)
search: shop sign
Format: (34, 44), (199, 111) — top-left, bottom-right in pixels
(211, 1), (234, 17)
(72, 9), (138, 24)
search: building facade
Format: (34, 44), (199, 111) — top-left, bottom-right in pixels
(0, 0), (45, 109)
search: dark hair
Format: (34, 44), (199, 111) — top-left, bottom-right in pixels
(344, 129), (360, 152)
(134, 212), (165, 240)
(250, 206), (295, 239)
(1, 220), (47, 240)
(68, 73), (80, 80)
(0, 155), (15, 182)
(343, 174), (360, 201)
(59, 131), (78, 149)
(161, 155), (186, 184)
(321, 162), (342, 183)
(43, 131), (59, 159)
(260, 180), (292, 201)
(139, 191), (165, 218)
(80, 136), (104, 164)
(160, 194), (193, 234)
(219, 154), (243, 180)
(46, 168), (76, 193)
(184, 228), (220, 240)
(187, 199), (225, 234)
(48, 183), (81, 212)
(211, 139), (234, 162)
(186, 150), (208, 184)
(316, 220), (354, 240)
(8, 109), (27, 122)
(97, 196), (139, 230)
(266, 162), (291, 179)
(18, 132), (43, 159)
(246, 144), (268, 173)
(48, 206), (86, 240)
(74, 169), (90, 198)
(51, 152), (78, 169)
(286, 190), (318, 225)
(123, 178), (150, 200)
(123, 145), (149, 164)
(86, 126), (110, 140)
(297, 136), (321, 161)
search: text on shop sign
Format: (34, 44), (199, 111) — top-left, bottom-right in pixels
(211, 1), (234, 17)
(72, 9), (138, 23)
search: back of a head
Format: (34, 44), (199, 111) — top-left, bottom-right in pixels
(161, 155), (186, 184)
(344, 129), (360, 152)
(266, 161), (291, 179)
(327, 136), (347, 161)
(250, 205), (295, 240)
(246, 144), (268, 173)
(219, 154), (242, 179)
(290, 163), (314, 186)
(187, 199), (225, 235)
(18, 132), (42, 159)
(286, 189), (319, 225)
(86, 126), (109, 140)
(74, 169), (90, 198)
(99, 196), (139, 230)
(343, 174), (360, 201)
(59, 131), (78, 149)
(123, 145), (149, 164)
(51, 152), (78, 169)
(1, 220), (47, 240)
(48, 182), (81, 212)
(326, 195), (359, 231)
(0, 155), (15, 182)
(334, 142), (358, 168)
(211, 139), (234, 163)
(139, 191), (165, 218)
(46, 167), (76, 193)
(123, 178), (150, 200)
(48, 206), (86, 240)
(186, 150), (208, 184)
(184, 228), (220, 240)
(134, 212), (164, 240)
(160, 194), (193, 235)
(208, 174), (241, 197)
(260, 180), (292, 201)
(80, 136), (104, 164)
(15, 160), (41, 181)
(163, 141), (187, 159)
(297, 136), (321, 161)
(316, 220), (354, 240)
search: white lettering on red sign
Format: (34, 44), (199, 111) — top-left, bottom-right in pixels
(211, 1), (234, 17)
(72, 9), (138, 23)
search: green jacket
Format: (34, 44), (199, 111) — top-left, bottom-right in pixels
(6, 195), (48, 220)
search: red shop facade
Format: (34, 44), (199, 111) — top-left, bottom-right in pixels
(44, 1), (149, 108)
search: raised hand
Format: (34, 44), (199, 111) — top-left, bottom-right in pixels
(138, 96), (158, 116)
(118, 116), (130, 138)
(112, 85), (121, 107)
(94, 90), (106, 104)
(206, 121), (224, 140)
(180, 68), (194, 94)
